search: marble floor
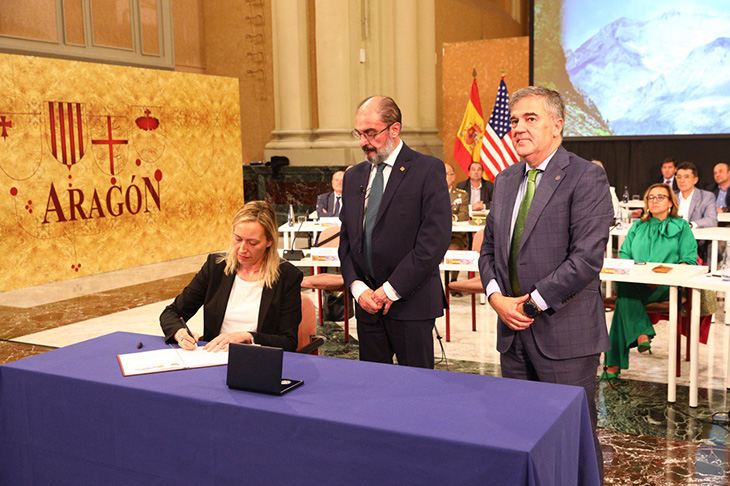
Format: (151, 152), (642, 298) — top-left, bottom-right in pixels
(2, 255), (730, 484)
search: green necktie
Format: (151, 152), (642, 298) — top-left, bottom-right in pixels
(509, 169), (542, 296)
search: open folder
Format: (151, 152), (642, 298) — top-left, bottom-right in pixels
(117, 347), (228, 376)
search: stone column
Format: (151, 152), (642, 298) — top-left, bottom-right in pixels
(265, 0), (312, 151)
(312, 0), (356, 149)
(390, 0), (440, 155)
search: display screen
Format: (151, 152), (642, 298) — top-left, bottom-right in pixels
(533, 0), (730, 137)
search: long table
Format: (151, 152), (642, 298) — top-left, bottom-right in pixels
(0, 332), (600, 486)
(599, 263), (708, 404)
(685, 274), (730, 407)
(279, 221), (485, 249)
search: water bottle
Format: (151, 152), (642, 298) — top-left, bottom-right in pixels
(622, 186), (629, 203)
(287, 204), (294, 227)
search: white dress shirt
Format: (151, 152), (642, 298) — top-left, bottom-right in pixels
(469, 182), (483, 205)
(677, 189), (696, 228)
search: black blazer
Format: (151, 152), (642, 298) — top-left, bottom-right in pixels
(316, 191), (342, 218)
(707, 183), (730, 210)
(653, 175), (678, 192)
(338, 143), (452, 322)
(456, 179), (494, 209)
(160, 255), (303, 351)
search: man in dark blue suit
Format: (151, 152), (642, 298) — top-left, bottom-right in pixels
(338, 96), (451, 369)
(316, 171), (344, 218)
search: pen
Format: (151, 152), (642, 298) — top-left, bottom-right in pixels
(179, 316), (197, 345)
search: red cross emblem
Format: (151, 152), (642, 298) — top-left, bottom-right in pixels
(0, 115), (12, 139)
(92, 115), (128, 175)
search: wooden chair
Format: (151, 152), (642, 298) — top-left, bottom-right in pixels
(297, 293), (326, 354)
(444, 230), (485, 342)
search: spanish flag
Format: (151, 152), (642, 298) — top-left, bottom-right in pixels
(453, 79), (485, 175)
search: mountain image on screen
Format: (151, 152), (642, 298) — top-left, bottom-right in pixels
(563, 9), (730, 137)
(533, 0), (613, 137)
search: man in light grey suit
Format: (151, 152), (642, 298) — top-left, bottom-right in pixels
(674, 161), (717, 229)
(674, 161), (717, 264)
(479, 86), (613, 483)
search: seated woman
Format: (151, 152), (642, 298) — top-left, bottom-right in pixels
(602, 183), (697, 379)
(160, 201), (302, 352)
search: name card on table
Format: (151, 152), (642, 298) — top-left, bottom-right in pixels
(601, 258), (634, 275)
(444, 250), (479, 266)
(310, 247), (340, 262)
(318, 217), (341, 226)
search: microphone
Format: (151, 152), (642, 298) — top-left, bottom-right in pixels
(282, 213), (306, 261)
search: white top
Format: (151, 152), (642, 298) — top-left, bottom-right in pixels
(220, 275), (263, 335)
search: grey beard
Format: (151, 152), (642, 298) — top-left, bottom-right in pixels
(365, 136), (396, 166)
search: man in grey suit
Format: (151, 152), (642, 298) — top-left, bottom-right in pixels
(674, 161), (717, 229)
(674, 161), (717, 264)
(479, 86), (613, 482)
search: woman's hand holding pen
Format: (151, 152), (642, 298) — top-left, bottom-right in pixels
(175, 328), (200, 350)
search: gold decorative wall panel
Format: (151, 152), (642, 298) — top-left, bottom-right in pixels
(0, 53), (243, 291)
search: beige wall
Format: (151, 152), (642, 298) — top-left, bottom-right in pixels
(1, 0), (529, 168)
(200, 0), (275, 165)
(435, 0), (528, 139)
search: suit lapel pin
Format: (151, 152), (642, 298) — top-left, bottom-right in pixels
(555, 175), (561, 181)
(399, 166), (405, 172)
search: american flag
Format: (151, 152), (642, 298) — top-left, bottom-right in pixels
(479, 79), (518, 180)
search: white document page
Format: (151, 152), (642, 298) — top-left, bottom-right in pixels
(118, 347), (228, 376)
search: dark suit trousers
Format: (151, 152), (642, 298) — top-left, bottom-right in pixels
(357, 315), (435, 369)
(500, 327), (604, 484)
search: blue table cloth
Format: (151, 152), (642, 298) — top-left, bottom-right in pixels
(0, 332), (599, 485)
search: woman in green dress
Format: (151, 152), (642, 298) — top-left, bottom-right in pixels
(602, 183), (697, 379)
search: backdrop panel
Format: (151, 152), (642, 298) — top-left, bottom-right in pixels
(0, 54), (243, 291)
(442, 37), (530, 180)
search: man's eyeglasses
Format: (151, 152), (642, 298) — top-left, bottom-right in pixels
(351, 124), (393, 141)
(647, 195), (668, 202)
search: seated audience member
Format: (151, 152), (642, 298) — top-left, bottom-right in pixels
(160, 201), (303, 352)
(592, 160), (620, 219)
(445, 163), (469, 295)
(707, 162), (730, 213)
(456, 161), (493, 211)
(316, 171), (344, 218)
(602, 184), (697, 379)
(654, 157), (678, 191)
(674, 161), (717, 229)
(445, 163), (469, 249)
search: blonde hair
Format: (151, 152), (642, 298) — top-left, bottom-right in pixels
(219, 201), (280, 287)
(641, 183), (680, 222)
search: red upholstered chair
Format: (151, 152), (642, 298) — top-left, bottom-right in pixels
(603, 291), (712, 378)
(444, 229), (485, 342)
(297, 293), (326, 354)
(301, 225), (351, 342)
